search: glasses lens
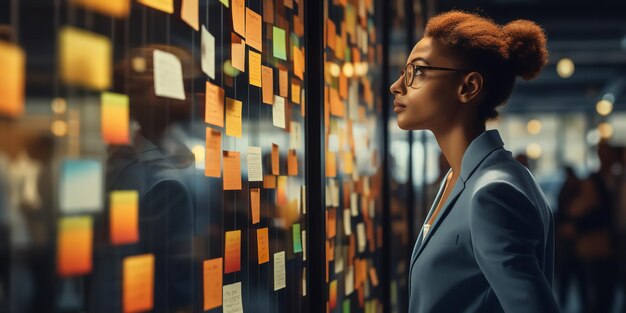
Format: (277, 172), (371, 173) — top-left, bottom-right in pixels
(405, 64), (414, 87)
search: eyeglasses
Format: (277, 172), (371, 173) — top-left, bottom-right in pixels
(401, 63), (471, 87)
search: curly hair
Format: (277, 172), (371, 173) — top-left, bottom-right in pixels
(424, 11), (549, 121)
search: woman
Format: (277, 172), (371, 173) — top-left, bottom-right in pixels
(390, 11), (560, 312)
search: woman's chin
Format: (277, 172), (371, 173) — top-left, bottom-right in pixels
(397, 118), (424, 131)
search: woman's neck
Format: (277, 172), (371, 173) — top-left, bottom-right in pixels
(433, 123), (485, 177)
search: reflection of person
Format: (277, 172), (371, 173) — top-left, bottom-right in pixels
(389, 11), (559, 312)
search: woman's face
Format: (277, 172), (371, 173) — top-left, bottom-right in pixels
(389, 37), (465, 131)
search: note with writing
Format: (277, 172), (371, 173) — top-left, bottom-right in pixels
(273, 251), (286, 290)
(123, 254), (154, 313)
(257, 227), (269, 264)
(153, 49), (186, 100)
(245, 8), (262, 52)
(247, 146), (263, 182)
(223, 151), (242, 190)
(205, 128), (222, 177)
(205, 81), (224, 127)
(272, 96), (286, 129)
(225, 98), (242, 138)
(201, 25), (216, 79)
(223, 282), (243, 313)
(203, 258), (223, 310)
(224, 230), (241, 273)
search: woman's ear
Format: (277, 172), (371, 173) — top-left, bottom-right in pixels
(458, 72), (483, 104)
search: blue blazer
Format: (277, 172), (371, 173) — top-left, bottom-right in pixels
(408, 130), (560, 313)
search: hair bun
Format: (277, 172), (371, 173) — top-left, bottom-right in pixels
(502, 20), (549, 80)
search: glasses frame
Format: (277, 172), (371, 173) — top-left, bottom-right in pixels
(401, 63), (472, 87)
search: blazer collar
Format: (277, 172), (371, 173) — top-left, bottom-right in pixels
(459, 129), (504, 183)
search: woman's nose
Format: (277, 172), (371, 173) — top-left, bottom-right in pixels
(390, 76), (405, 96)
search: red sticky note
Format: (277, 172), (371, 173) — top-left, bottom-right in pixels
(223, 151), (242, 190)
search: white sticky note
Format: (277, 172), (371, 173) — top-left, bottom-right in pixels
(289, 121), (302, 150)
(153, 49), (185, 100)
(201, 25), (216, 80)
(247, 146), (263, 182)
(222, 282), (243, 313)
(328, 134), (339, 152)
(60, 159), (102, 213)
(334, 243), (344, 274)
(301, 186), (306, 214)
(272, 96), (286, 129)
(357, 223), (366, 253)
(302, 267), (307, 296)
(345, 266), (354, 295)
(273, 251), (286, 291)
(351, 192), (358, 216)
(343, 209), (352, 235)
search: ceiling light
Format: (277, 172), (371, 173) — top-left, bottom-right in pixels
(556, 58), (575, 78)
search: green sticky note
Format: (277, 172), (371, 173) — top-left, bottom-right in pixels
(219, 0), (229, 7)
(273, 26), (287, 60)
(343, 299), (350, 313)
(293, 223), (302, 253)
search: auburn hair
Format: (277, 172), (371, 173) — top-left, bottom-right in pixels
(424, 11), (549, 121)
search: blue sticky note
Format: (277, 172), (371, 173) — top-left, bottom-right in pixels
(60, 159), (103, 213)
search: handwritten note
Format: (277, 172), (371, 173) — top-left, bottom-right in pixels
(272, 96), (286, 129)
(225, 97), (242, 138)
(101, 92), (129, 145)
(247, 146), (263, 182)
(231, 0), (245, 37)
(153, 49), (186, 100)
(203, 258), (223, 310)
(289, 121), (302, 149)
(225, 230), (241, 273)
(223, 282), (243, 313)
(272, 26), (287, 60)
(109, 190), (139, 245)
(123, 254), (154, 313)
(278, 68), (288, 97)
(273, 251), (286, 290)
(291, 79), (301, 104)
(250, 188), (261, 224)
(205, 128), (221, 177)
(245, 8), (262, 52)
(231, 33), (246, 72)
(261, 66), (274, 104)
(205, 81), (224, 127)
(57, 216), (92, 276)
(223, 151), (242, 190)
(248, 50), (262, 87)
(257, 227), (269, 264)
(201, 25), (216, 79)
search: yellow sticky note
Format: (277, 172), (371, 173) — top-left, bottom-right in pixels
(224, 230), (242, 273)
(0, 41), (25, 118)
(257, 227), (269, 264)
(219, 0), (229, 7)
(109, 190), (139, 245)
(249, 50), (262, 87)
(123, 254), (154, 313)
(261, 66), (274, 105)
(245, 8), (262, 52)
(205, 81), (224, 127)
(232, 0), (246, 37)
(137, 0), (173, 13)
(203, 258), (223, 310)
(57, 216), (93, 276)
(101, 92), (129, 145)
(231, 33), (246, 72)
(59, 26), (111, 90)
(225, 97), (242, 138)
(181, 0), (199, 31)
(72, 0), (130, 17)
(223, 151), (242, 191)
(205, 128), (222, 177)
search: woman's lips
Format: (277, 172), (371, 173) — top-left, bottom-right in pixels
(393, 100), (406, 113)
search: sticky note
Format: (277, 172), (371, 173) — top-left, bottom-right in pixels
(291, 79), (301, 104)
(123, 254), (154, 313)
(263, 0), (274, 23)
(203, 258), (223, 311)
(101, 92), (129, 145)
(245, 8), (262, 52)
(284, 0), (293, 9)
(138, 0), (173, 13)
(343, 299), (350, 313)
(293, 223), (302, 253)
(302, 230), (307, 260)
(273, 251), (286, 290)
(278, 68), (288, 98)
(357, 223), (366, 252)
(225, 97), (242, 138)
(247, 147), (263, 182)
(231, 33), (246, 72)
(343, 208), (352, 235)
(326, 151), (337, 177)
(153, 49), (185, 100)
(181, 0), (199, 30)
(329, 280), (338, 309)
(248, 50), (262, 87)
(60, 159), (102, 213)
(288, 149), (298, 176)
(276, 176), (287, 206)
(271, 143), (280, 175)
(327, 208), (337, 238)
(293, 46), (304, 80)
(205, 128), (221, 177)
(261, 66), (274, 104)
(257, 227), (269, 264)
(369, 267), (379, 287)
(272, 96), (286, 129)
(223, 151), (242, 190)
(272, 27), (287, 60)
(59, 26), (111, 90)
(231, 0), (245, 37)
(224, 230), (241, 273)
(250, 188), (261, 224)
(205, 81), (224, 127)
(263, 174), (276, 189)
(346, 266), (354, 295)
(289, 121), (302, 149)
(57, 216), (92, 276)
(223, 282), (243, 313)
(0, 41), (25, 118)
(219, 0), (229, 7)
(201, 25), (216, 79)
(109, 190), (139, 245)
(72, 0), (130, 17)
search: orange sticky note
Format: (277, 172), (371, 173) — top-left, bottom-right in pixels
(263, 0), (274, 23)
(276, 176), (287, 206)
(257, 227), (269, 264)
(203, 258), (223, 310)
(251, 188), (260, 224)
(110, 190), (139, 245)
(231, 33), (246, 72)
(369, 267), (379, 287)
(181, 0), (199, 30)
(57, 216), (93, 276)
(224, 230), (241, 273)
(59, 26), (111, 90)
(329, 88), (344, 117)
(205, 81), (224, 127)
(231, 0), (245, 37)
(205, 128), (222, 177)
(293, 46), (304, 80)
(101, 92), (129, 145)
(0, 41), (25, 118)
(327, 208), (337, 238)
(291, 79), (301, 105)
(123, 254), (154, 313)
(263, 174), (276, 189)
(288, 149), (298, 176)
(329, 280), (338, 309)
(261, 66), (274, 105)
(278, 68), (288, 98)
(271, 143), (280, 175)
(137, 0), (173, 13)
(327, 20), (337, 51)
(245, 8), (262, 52)
(72, 0), (130, 17)
(223, 151), (242, 190)
(326, 151), (337, 177)
(248, 50), (262, 87)
(225, 97), (242, 138)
